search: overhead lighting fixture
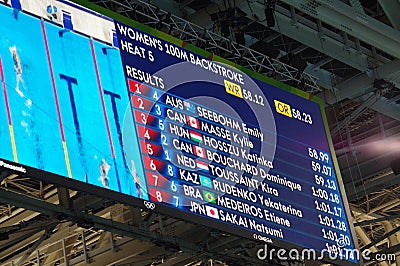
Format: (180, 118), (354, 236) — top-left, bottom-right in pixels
(0, 234), (9, 241)
(264, 0), (276, 28)
(234, 26), (245, 45)
(220, 19), (230, 37)
(77, 219), (94, 229)
(373, 79), (388, 89)
(390, 158), (400, 175)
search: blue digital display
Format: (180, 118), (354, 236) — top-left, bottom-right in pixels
(115, 21), (358, 264)
(0, 2), (358, 264)
(0, 4), (146, 197)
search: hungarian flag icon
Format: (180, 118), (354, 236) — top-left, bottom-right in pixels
(190, 130), (202, 143)
(187, 115), (199, 129)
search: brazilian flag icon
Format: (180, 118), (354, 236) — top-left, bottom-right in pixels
(203, 190), (216, 203)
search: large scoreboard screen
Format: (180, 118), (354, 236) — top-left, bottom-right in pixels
(0, 0), (358, 264)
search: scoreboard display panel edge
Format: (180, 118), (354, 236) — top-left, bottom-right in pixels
(0, 1), (360, 265)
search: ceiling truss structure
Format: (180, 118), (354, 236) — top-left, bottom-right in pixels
(1, 0), (400, 265)
(92, 0), (322, 93)
(0, 171), (305, 266)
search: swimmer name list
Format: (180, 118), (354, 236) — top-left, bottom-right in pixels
(116, 23), (245, 86)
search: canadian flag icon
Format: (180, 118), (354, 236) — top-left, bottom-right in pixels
(206, 205), (219, 219)
(187, 116), (199, 129)
(193, 145), (205, 158)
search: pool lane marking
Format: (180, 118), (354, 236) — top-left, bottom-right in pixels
(0, 57), (18, 163)
(89, 38), (122, 192)
(41, 19), (72, 178)
(89, 38), (116, 158)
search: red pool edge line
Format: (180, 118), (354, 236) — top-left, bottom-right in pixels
(41, 19), (72, 178)
(0, 56), (18, 163)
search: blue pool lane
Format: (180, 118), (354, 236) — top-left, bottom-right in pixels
(122, 105), (149, 199)
(92, 40), (148, 199)
(41, 21), (147, 196)
(0, 5), (66, 175)
(0, 4), (149, 198)
(0, 54), (13, 163)
(44, 22), (117, 189)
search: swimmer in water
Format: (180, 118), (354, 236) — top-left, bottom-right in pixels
(9, 46), (32, 135)
(99, 158), (111, 189)
(9, 46), (24, 97)
(131, 160), (143, 198)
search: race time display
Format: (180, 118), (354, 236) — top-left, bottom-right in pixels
(0, 0), (358, 264)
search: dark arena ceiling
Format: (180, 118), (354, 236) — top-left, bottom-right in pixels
(1, 0), (400, 265)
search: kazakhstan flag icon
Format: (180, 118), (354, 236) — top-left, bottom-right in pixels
(200, 175), (213, 188)
(203, 190), (216, 203)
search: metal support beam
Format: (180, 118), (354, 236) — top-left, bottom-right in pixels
(0, 171), (10, 183)
(326, 59), (400, 103)
(81, 231), (90, 264)
(355, 226), (380, 251)
(0, 224), (23, 234)
(349, 0), (366, 15)
(310, 57), (333, 69)
(15, 222), (58, 266)
(180, 0), (196, 8)
(354, 198), (400, 222)
(242, 1), (394, 70)
(377, 0), (400, 30)
(324, 60), (400, 121)
(345, 172), (399, 202)
(331, 92), (380, 136)
(57, 187), (72, 210)
(370, 243), (400, 261)
(291, 44), (308, 55)
(383, 222), (400, 265)
(62, 238), (69, 266)
(0, 227), (43, 254)
(366, 97), (400, 121)
(0, 187), (264, 265)
(281, 0), (400, 59)
(130, 206), (142, 227)
(355, 213), (400, 227)
(85, 0), (320, 92)
(36, 250), (40, 266)
(236, 1), (375, 73)
(143, 213), (157, 229)
(360, 224), (400, 251)
(353, 226), (390, 266)
(0, 186), (158, 242)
